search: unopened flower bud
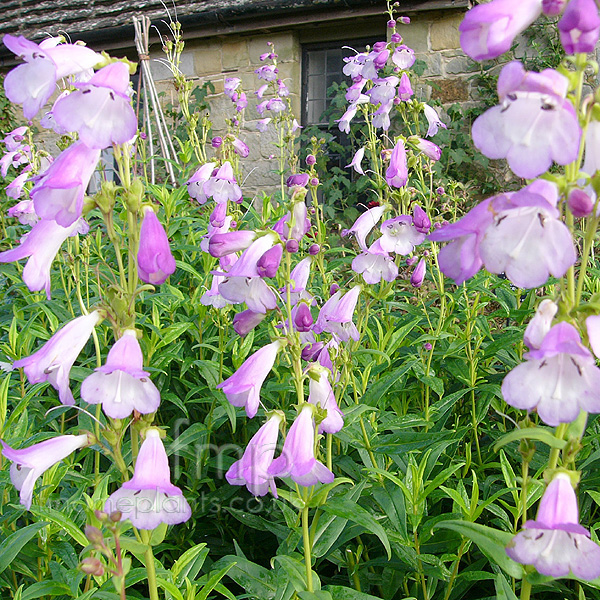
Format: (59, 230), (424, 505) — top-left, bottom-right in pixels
(399, 16), (410, 23)
(294, 303), (314, 332)
(211, 136), (223, 148)
(310, 177), (319, 186)
(436, 186), (445, 195)
(139, 132), (147, 140)
(85, 526), (104, 546)
(387, 19), (397, 28)
(410, 258), (426, 288)
(406, 256), (418, 266)
(286, 239), (299, 253)
(257, 244), (283, 277)
(309, 244), (320, 255)
(109, 511), (123, 523)
(391, 33), (402, 43)
(306, 154), (316, 166)
(329, 283), (340, 296)
(81, 557), (105, 576)
(373, 41), (387, 52)
(568, 188), (594, 217)
(433, 221), (443, 229)
(94, 510), (108, 521)
(423, 342), (433, 350)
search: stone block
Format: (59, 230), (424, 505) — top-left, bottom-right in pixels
(149, 49), (195, 81)
(419, 53), (442, 77)
(430, 78), (469, 103)
(399, 19), (429, 53)
(193, 46), (222, 76)
(222, 39), (250, 71)
(445, 56), (474, 75)
(431, 13), (464, 51)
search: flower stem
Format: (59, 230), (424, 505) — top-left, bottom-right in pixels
(520, 578), (532, 600)
(302, 505), (314, 592)
(141, 531), (160, 600)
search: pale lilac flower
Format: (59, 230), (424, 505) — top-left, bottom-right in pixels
(225, 233), (279, 278)
(219, 276), (278, 314)
(415, 138), (441, 161)
(256, 118), (272, 132)
(13, 311), (101, 405)
(314, 286), (361, 342)
(386, 139), (408, 188)
(459, 0), (543, 61)
(502, 322), (600, 425)
(200, 273), (231, 309)
(287, 257), (313, 306)
(233, 309), (266, 337)
(346, 79), (367, 103)
(346, 147), (365, 174)
(227, 413), (282, 496)
(373, 101), (393, 130)
(307, 365), (343, 433)
(342, 204), (387, 252)
(472, 61), (580, 179)
(105, 429), (192, 529)
(187, 162), (216, 204)
(3, 126), (28, 152)
(286, 173), (309, 188)
(236, 91), (248, 111)
(224, 77), (241, 99)
(278, 80), (289, 97)
(410, 258), (426, 287)
(3, 34), (100, 119)
(232, 137), (249, 158)
(423, 104), (447, 137)
(293, 303), (314, 332)
(217, 340), (283, 418)
(268, 405), (334, 486)
(209, 230), (256, 257)
(257, 244), (283, 278)
(30, 141), (100, 227)
(203, 162), (243, 203)
(558, 0), (600, 54)
(137, 206), (176, 285)
(398, 73), (413, 101)
(0, 217), (86, 298)
(337, 105), (359, 133)
(392, 45), (416, 69)
(428, 198), (494, 285)
(291, 119), (302, 133)
(6, 169), (31, 201)
(256, 100), (269, 116)
(81, 330), (160, 419)
(479, 182), (576, 288)
(367, 76), (399, 105)
(8, 198), (37, 225)
(52, 62), (137, 149)
(255, 64), (278, 81)
(255, 83), (268, 98)
(343, 52), (367, 78)
(380, 215), (425, 254)
(0, 147), (30, 177)
(352, 239), (398, 285)
(267, 97), (285, 113)
(413, 205), (431, 234)
(506, 473), (600, 580)
(2, 434), (90, 509)
(524, 299), (558, 350)
(209, 202), (227, 228)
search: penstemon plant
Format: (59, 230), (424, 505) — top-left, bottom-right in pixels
(2, 0), (600, 599)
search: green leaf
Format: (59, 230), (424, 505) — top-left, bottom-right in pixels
(321, 499), (391, 559)
(298, 593), (333, 600)
(494, 427), (567, 451)
(308, 477), (353, 507)
(172, 543), (208, 583)
(211, 556), (276, 599)
(21, 581), (73, 600)
(494, 573), (519, 600)
(195, 562), (236, 600)
(435, 520), (523, 579)
(272, 555), (320, 592)
(360, 361), (416, 406)
(29, 506), (87, 547)
(156, 577), (185, 600)
(324, 586), (383, 599)
(0, 522), (48, 575)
